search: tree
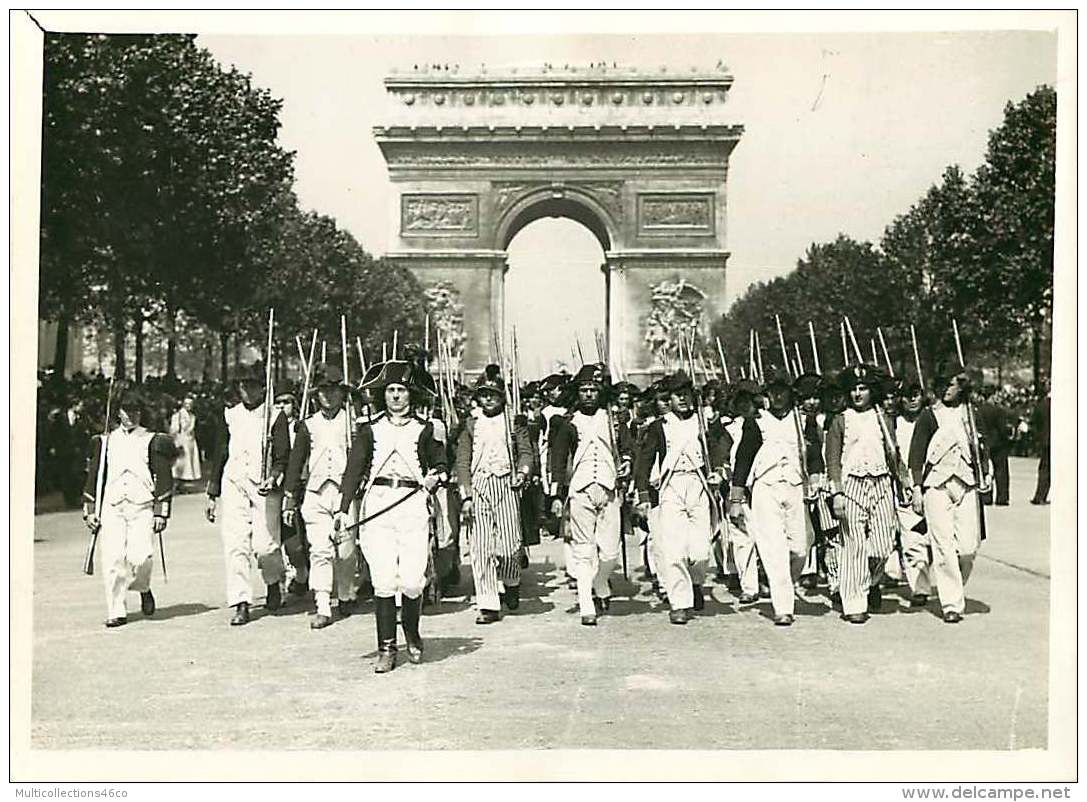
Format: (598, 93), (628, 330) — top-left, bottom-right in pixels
(40, 34), (294, 379)
(970, 86), (1056, 390)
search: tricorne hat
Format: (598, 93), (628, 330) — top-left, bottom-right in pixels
(792, 372), (824, 399)
(572, 363), (611, 389)
(473, 364), (507, 397)
(358, 359), (437, 399)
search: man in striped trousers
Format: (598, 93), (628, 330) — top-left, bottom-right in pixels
(824, 365), (910, 624)
(455, 365), (534, 624)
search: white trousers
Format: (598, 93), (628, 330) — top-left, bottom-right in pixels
(923, 478), (980, 614)
(728, 507), (760, 596)
(99, 500), (154, 620)
(302, 481), (358, 613)
(656, 473), (712, 611)
(749, 479), (810, 616)
(220, 479), (285, 606)
(895, 508), (932, 596)
(360, 485), (429, 599)
(567, 483), (621, 617)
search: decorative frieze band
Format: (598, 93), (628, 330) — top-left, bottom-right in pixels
(637, 193), (715, 236)
(401, 193), (479, 237)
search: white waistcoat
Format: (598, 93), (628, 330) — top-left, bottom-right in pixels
(751, 412), (803, 486)
(841, 408), (889, 478)
(471, 413), (511, 478)
(371, 417), (424, 483)
(661, 412), (704, 475)
(895, 417), (916, 462)
(223, 402), (272, 486)
(304, 409), (350, 491)
(925, 404), (975, 488)
(103, 428), (155, 506)
(569, 410), (616, 492)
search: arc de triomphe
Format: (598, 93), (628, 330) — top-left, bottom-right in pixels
(374, 64), (744, 382)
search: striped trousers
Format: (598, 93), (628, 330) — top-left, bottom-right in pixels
(469, 472), (523, 612)
(839, 474), (897, 616)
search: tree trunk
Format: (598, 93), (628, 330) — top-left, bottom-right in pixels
(112, 320), (127, 380)
(219, 331), (229, 382)
(202, 336), (212, 383)
(134, 315), (145, 383)
(1032, 322), (1042, 395)
(53, 315), (70, 376)
(165, 303), (178, 380)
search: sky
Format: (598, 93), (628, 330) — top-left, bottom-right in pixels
(198, 28), (1057, 371)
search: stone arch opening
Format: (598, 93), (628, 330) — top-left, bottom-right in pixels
(505, 216), (607, 375)
(497, 190), (613, 253)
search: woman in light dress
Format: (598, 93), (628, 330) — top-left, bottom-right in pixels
(170, 396), (202, 481)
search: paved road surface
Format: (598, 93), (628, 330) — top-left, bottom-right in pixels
(30, 458), (1049, 750)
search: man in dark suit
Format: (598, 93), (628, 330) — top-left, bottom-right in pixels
(976, 388), (1012, 506)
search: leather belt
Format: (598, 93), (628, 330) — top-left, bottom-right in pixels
(372, 477), (420, 489)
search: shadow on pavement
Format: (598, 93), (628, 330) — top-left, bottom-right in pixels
(359, 635), (484, 664)
(149, 603), (218, 621)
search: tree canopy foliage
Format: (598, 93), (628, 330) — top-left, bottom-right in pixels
(40, 33), (422, 381)
(713, 85), (1056, 390)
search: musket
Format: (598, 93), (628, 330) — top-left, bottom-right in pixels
(753, 329), (765, 383)
(877, 327), (895, 377)
(356, 336), (367, 376)
(910, 324), (925, 387)
(682, 333), (724, 541)
(321, 339), (327, 367)
(793, 342), (805, 374)
(870, 338), (879, 367)
(392, 329), (399, 359)
(952, 318), (988, 542)
(261, 308), (275, 483)
(424, 313), (430, 358)
(83, 375), (115, 576)
(599, 331), (629, 579)
(808, 321), (823, 375)
(844, 316), (908, 506)
(776, 315), (812, 497)
(840, 321), (850, 367)
(715, 336), (731, 384)
(301, 329), (317, 418)
(341, 315), (354, 449)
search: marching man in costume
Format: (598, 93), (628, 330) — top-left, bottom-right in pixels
(718, 380), (762, 605)
(337, 358), (447, 673)
(283, 366), (359, 629)
(83, 389), (175, 627)
(276, 388), (310, 597)
(893, 380), (934, 609)
(729, 367), (817, 626)
(908, 371), (989, 623)
(824, 364), (911, 624)
(635, 372), (729, 624)
(454, 365), (534, 624)
(548, 364), (634, 626)
(205, 363), (290, 626)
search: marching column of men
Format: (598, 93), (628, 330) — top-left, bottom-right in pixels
(82, 351), (995, 660)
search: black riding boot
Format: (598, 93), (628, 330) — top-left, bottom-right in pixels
(401, 595), (424, 664)
(374, 596), (398, 674)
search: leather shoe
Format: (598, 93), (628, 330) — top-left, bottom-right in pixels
(406, 641), (424, 664)
(105, 617), (127, 628)
(943, 611), (963, 624)
(337, 598), (356, 618)
(266, 583), (283, 612)
(374, 645), (397, 674)
(840, 612), (869, 624)
(580, 615), (597, 626)
(502, 585), (520, 611)
(140, 591), (156, 617)
(230, 602), (250, 626)
(288, 578), (309, 596)
(593, 595), (610, 614)
(668, 609), (688, 625)
(475, 609), (500, 625)
(774, 614), (795, 626)
(691, 584), (705, 611)
(798, 574), (819, 590)
(738, 592), (759, 605)
(310, 614), (332, 630)
(909, 593), (929, 609)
